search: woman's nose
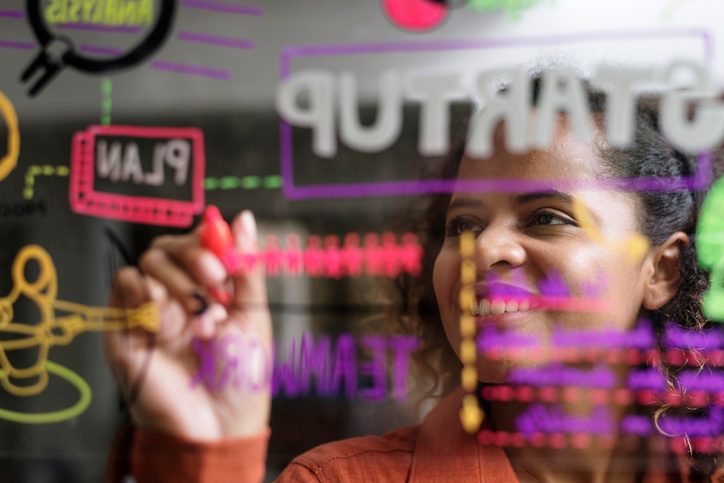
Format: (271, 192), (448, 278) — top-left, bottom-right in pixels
(474, 222), (526, 270)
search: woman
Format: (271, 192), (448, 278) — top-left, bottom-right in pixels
(105, 78), (722, 482)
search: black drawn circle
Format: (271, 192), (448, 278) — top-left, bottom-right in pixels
(25, 0), (176, 73)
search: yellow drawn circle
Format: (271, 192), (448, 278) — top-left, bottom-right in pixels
(0, 90), (20, 182)
(0, 361), (91, 424)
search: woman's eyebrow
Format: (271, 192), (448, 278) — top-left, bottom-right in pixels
(447, 197), (485, 211)
(514, 191), (574, 205)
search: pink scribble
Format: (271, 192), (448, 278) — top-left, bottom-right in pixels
(241, 251), (259, 272)
(477, 429), (721, 454)
(323, 235), (344, 279)
(364, 233), (383, 276)
(381, 232), (400, 277)
(343, 233), (363, 277)
(304, 235), (324, 277)
(400, 233), (422, 276)
(264, 235), (282, 276)
(225, 232), (423, 278)
(482, 384), (722, 410)
(284, 234), (303, 275)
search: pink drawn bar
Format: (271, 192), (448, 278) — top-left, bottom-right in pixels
(69, 125), (206, 227)
(476, 430), (722, 455)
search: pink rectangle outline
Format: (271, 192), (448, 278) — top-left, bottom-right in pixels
(69, 125), (206, 227)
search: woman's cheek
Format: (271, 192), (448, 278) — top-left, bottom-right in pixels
(561, 247), (643, 332)
(433, 247), (463, 346)
(604, 269), (646, 332)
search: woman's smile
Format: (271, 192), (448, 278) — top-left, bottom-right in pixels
(475, 298), (532, 316)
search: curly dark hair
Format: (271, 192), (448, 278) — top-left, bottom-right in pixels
(391, 76), (723, 481)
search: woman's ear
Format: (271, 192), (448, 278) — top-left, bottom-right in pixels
(642, 232), (689, 311)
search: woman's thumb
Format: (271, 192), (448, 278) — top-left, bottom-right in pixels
(230, 210), (268, 309)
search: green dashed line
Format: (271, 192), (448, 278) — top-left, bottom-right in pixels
(241, 176), (261, 189)
(101, 78), (112, 126)
(23, 168), (280, 199)
(204, 175), (282, 191)
(263, 176), (282, 188)
(23, 165), (69, 200)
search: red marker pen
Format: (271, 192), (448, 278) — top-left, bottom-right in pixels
(200, 205), (240, 306)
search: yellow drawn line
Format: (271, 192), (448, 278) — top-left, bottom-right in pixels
(0, 245), (159, 400)
(459, 231), (484, 433)
(0, 90), (20, 182)
(23, 165), (69, 200)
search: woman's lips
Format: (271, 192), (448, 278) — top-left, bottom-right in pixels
(476, 280), (538, 300)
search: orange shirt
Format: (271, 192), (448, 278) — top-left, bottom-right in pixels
(114, 389), (694, 482)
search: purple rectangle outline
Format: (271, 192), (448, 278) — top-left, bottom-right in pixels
(279, 29), (714, 200)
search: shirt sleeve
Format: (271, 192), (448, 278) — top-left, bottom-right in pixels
(274, 461), (324, 482)
(129, 427), (270, 483)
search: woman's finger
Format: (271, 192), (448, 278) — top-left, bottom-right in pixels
(190, 302), (229, 340)
(138, 247), (208, 314)
(109, 266), (150, 310)
(152, 234), (228, 290)
(105, 267), (153, 395)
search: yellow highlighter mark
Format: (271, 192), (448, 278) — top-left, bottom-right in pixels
(459, 231), (484, 433)
(573, 197), (650, 263)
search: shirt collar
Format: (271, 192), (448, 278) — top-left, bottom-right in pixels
(409, 388), (519, 483)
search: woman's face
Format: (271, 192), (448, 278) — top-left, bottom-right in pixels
(433, 120), (651, 382)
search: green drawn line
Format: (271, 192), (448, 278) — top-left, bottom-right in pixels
(204, 175), (282, 191)
(468, 0), (544, 20)
(661, 0), (688, 19)
(101, 78), (112, 126)
(0, 361), (92, 424)
(23, 165), (69, 200)
(697, 176), (724, 322)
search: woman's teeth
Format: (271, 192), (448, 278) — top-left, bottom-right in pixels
(475, 299), (530, 316)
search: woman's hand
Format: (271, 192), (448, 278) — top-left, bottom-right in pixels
(105, 211), (272, 441)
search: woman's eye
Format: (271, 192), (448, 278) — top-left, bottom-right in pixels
(532, 211), (572, 226)
(445, 218), (479, 237)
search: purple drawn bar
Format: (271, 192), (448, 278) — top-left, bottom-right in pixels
(79, 44), (124, 56)
(0, 39), (34, 50)
(58, 22), (143, 33)
(178, 31), (254, 49)
(182, 0), (261, 16)
(279, 29), (713, 200)
(152, 60), (232, 80)
(0, 9), (24, 18)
